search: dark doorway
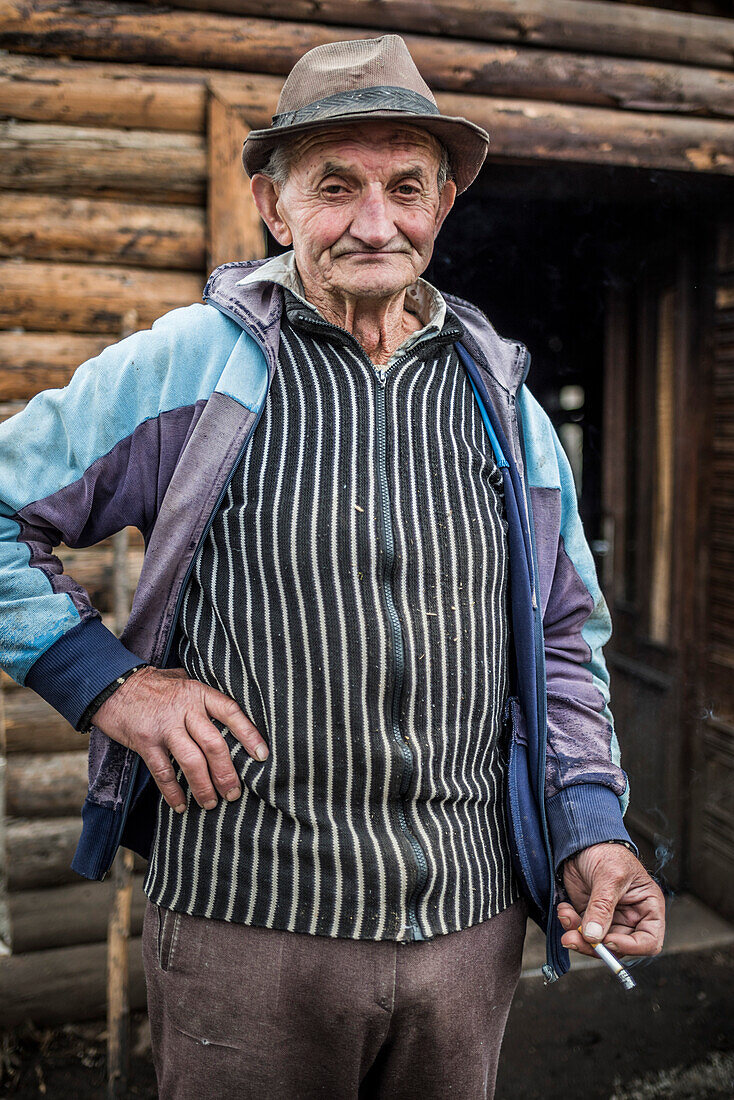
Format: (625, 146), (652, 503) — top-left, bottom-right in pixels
(429, 159), (733, 897)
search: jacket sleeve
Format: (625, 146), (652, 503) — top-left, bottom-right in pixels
(519, 389), (636, 869)
(0, 302), (233, 729)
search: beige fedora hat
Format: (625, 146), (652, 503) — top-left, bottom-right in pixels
(242, 35), (489, 194)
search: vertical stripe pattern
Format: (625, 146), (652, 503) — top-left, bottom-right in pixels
(143, 297), (517, 941)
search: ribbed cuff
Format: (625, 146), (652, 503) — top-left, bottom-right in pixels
(546, 783), (637, 871)
(24, 616), (146, 730)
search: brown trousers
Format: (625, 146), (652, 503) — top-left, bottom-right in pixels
(142, 896), (527, 1099)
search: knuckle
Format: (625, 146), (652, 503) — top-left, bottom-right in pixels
(149, 762), (176, 785)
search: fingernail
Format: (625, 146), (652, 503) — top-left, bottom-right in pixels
(568, 943), (578, 952)
(174, 803), (186, 814)
(584, 922), (603, 941)
(225, 787), (241, 801)
(255, 745), (269, 761)
(203, 798), (217, 810)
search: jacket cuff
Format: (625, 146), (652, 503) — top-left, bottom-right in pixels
(24, 616), (146, 730)
(546, 783), (637, 871)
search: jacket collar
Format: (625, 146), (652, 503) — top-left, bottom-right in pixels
(202, 257), (530, 396)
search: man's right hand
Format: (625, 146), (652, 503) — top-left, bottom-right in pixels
(91, 666), (268, 812)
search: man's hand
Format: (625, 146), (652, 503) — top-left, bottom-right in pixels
(92, 666), (269, 813)
(557, 843), (665, 959)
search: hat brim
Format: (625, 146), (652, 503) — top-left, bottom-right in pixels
(241, 110), (489, 194)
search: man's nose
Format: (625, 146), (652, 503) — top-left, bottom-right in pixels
(348, 188), (396, 248)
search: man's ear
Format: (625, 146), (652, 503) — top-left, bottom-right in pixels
(434, 180), (457, 239)
(250, 175), (293, 247)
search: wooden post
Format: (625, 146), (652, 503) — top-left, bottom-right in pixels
(107, 308), (138, 1100)
(207, 80), (267, 270)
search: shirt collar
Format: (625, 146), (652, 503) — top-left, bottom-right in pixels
(235, 250), (448, 367)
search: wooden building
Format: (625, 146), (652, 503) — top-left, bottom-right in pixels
(0, 0), (732, 1026)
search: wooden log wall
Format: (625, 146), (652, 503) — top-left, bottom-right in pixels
(0, 0), (732, 1025)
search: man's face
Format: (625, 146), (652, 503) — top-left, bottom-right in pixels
(253, 121), (456, 303)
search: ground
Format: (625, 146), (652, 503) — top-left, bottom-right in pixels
(1, 945), (733, 1098)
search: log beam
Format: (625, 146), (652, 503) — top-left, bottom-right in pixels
(6, 817), (147, 891)
(7, 751), (89, 819)
(8, 876), (146, 952)
(0, 120), (206, 203)
(1, 58), (732, 177)
(3, 690), (87, 754)
(0, 936), (147, 1028)
(0, 192), (206, 270)
(137, 0), (734, 70)
(1, 3), (733, 116)
(0, 260), (204, 333)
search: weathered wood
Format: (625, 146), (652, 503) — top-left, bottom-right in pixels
(0, 332), (114, 400)
(0, 120), (206, 203)
(203, 76), (734, 176)
(7, 816), (84, 890)
(207, 85), (266, 269)
(435, 90), (734, 174)
(0, 53), (244, 132)
(1, 53), (732, 176)
(0, 936), (147, 1028)
(8, 875), (146, 952)
(0, 52), (207, 131)
(7, 817), (147, 891)
(0, 260), (203, 333)
(2, 3), (733, 115)
(0, 192), (206, 270)
(138, 0), (734, 70)
(107, 847), (135, 1099)
(3, 690), (84, 754)
(6, 751), (88, 818)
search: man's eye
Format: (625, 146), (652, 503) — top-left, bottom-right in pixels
(395, 184), (420, 196)
(322, 184), (347, 195)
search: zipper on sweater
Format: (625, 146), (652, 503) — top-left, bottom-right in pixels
(281, 305), (446, 939)
(374, 371), (428, 943)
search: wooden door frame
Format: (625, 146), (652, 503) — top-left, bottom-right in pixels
(207, 80), (267, 270)
(602, 230), (708, 885)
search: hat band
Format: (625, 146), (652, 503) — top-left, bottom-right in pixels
(271, 86), (440, 129)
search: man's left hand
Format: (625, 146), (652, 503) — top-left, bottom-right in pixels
(557, 843), (665, 958)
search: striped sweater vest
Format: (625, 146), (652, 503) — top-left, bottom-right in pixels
(143, 293), (517, 941)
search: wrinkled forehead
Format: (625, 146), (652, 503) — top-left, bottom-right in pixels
(286, 120), (444, 171)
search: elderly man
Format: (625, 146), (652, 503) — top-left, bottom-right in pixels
(0, 35), (663, 1099)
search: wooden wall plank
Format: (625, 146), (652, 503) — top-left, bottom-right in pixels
(7, 816), (84, 890)
(7, 752), (88, 818)
(0, 936), (147, 1028)
(0, 260), (203, 333)
(0, 120), (206, 203)
(139, 0), (734, 70)
(7, 817), (146, 891)
(0, 52), (206, 131)
(8, 875), (146, 953)
(4, 690), (87, 754)
(0, 193), (206, 270)
(2, 3), (733, 115)
(2, 57), (733, 177)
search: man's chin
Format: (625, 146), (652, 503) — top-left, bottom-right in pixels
(331, 253), (419, 299)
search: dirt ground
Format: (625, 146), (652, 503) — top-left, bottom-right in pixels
(1, 945), (732, 1098)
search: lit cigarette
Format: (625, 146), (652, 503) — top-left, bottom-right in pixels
(578, 926), (636, 991)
